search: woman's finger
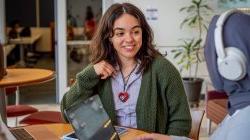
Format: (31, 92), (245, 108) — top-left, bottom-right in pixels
(94, 60), (116, 79)
(106, 63), (116, 71)
(100, 69), (110, 79)
(104, 66), (115, 76)
(103, 62), (116, 75)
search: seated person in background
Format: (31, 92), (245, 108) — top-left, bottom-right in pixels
(67, 25), (74, 40)
(61, 3), (191, 140)
(204, 9), (250, 140)
(19, 26), (31, 37)
(83, 6), (96, 40)
(8, 20), (20, 39)
(7, 20), (21, 66)
(19, 26), (38, 63)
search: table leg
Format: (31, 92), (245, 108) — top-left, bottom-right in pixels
(0, 88), (7, 124)
(19, 45), (26, 66)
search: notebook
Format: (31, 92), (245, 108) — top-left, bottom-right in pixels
(64, 95), (128, 140)
(0, 116), (34, 140)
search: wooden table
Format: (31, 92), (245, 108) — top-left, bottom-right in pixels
(67, 40), (91, 53)
(9, 34), (41, 66)
(23, 123), (148, 140)
(0, 68), (55, 123)
(67, 40), (91, 63)
(67, 40), (91, 46)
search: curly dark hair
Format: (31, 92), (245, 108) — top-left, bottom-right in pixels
(89, 3), (161, 73)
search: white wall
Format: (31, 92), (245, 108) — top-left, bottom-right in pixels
(102, 0), (114, 13)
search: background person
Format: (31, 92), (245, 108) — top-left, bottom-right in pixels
(7, 20), (21, 66)
(204, 10), (250, 140)
(8, 20), (20, 39)
(83, 6), (96, 40)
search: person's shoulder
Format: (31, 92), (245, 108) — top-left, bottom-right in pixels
(150, 55), (181, 83)
(152, 55), (175, 69)
(151, 55), (180, 75)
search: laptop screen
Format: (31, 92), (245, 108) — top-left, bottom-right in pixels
(64, 95), (120, 140)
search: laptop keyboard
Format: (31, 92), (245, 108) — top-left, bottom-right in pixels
(10, 128), (34, 140)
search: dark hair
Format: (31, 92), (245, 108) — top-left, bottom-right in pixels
(90, 3), (161, 72)
(20, 27), (31, 37)
(85, 6), (94, 20)
(9, 20), (20, 28)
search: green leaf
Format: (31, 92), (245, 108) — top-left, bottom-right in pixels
(180, 18), (190, 28)
(179, 7), (188, 12)
(200, 5), (212, 11)
(187, 5), (196, 12)
(189, 16), (198, 25)
(173, 52), (182, 59)
(193, 39), (202, 47)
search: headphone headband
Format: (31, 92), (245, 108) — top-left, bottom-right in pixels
(215, 9), (241, 59)
(216, 9), (240, 27)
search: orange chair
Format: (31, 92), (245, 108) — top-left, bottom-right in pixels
(205, 90), (228, 134)
(6, 87), (38, 126)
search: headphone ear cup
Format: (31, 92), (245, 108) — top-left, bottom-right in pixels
(217, 47), (247, 81)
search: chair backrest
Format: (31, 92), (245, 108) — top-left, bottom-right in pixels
(189, 109), (205, 140)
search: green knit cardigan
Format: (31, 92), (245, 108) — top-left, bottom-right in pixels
(61, 56), (191, 136)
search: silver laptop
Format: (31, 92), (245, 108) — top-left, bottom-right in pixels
(0, 116), (34, 140)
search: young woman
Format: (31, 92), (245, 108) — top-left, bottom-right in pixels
(61, 3), (191, 139)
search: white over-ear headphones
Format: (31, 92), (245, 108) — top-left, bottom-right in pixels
(214, 9), (247, 81)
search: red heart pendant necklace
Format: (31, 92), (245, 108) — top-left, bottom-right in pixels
(118, 64), (137, 103)
(118, 92), (129, 103)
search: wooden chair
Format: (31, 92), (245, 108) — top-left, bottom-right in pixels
(189, 109), (205, 140)
(205, 90), (228, 134)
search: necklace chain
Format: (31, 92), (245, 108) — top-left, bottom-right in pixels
(121, 63), (138, 91)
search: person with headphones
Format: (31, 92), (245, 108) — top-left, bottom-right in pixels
(204, 9), (250, 140)
(126, 9), (250, 140)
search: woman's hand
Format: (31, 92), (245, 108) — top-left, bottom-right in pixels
(134, 133), (171, 140)
(93, 60), (116, 79)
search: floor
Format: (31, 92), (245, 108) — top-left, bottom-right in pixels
(6, 49), (218, 139)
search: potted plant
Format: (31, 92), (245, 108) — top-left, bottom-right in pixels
(171, 0), (212, 107)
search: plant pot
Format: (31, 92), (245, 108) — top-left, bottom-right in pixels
(182, 77), (203, 107)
